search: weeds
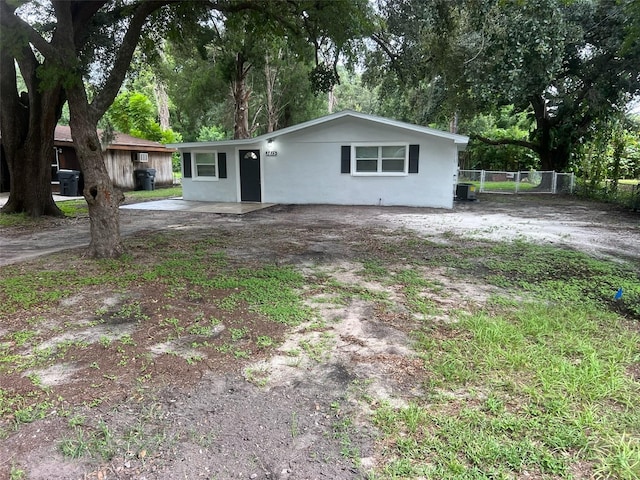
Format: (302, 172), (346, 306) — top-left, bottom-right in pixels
(59, 420), (116, 460)
(9, 464), (26, 480)
(299, 332), (334, 362)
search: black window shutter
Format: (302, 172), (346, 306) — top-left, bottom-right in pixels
(341, 146), (351, 173)
(409, 144), (419, 173)
(218, 152), (227, 178)
(183, 152), (192, 178)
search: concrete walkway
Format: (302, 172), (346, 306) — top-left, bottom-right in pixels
(0, 192), (275, 215)
(120, 199), (275, 214)
(0, 195), (276, 266)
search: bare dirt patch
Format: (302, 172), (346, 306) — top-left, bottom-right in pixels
(0, 195), (638, 479)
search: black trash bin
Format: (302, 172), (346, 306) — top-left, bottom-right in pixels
(134, 168), (156, 191)
(58, 169), (80, 196)
(456, 182), (477, 201)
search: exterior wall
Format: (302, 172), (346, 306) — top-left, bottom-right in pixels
(181, 147), (246, 202)
(105, 150), (173, 190)
(181, 116), (461, 209)
(263, 118), (457, 208)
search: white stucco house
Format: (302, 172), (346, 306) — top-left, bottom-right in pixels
(169, 110), (469, 209)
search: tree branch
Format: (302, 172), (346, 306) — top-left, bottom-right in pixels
(90, 0), (172, 120)
(471, 134), (542, 154)
(69, 1), (110, 48)
(370, 32), (406, 83)
(0, 0), (59, 60)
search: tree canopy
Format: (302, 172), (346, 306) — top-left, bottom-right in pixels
(366, 0), (640, 172)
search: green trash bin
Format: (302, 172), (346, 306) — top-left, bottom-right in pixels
(134, 168), (156, 191)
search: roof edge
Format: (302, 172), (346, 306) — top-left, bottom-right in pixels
(168, 110), (470, 149)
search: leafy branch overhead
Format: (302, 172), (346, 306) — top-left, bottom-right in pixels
(366, 0), (640, 172)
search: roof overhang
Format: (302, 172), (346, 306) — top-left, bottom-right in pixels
(167, 110), (470, 150)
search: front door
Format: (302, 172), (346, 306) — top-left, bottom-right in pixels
(239, 149), (261, 202)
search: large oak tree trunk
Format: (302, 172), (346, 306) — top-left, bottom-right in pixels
(1, 130), (61, 216)
(67, 86), (124, 258)
(0, 29), (63, 217)
(531, 94), (572, 173)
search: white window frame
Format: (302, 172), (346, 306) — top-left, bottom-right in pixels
(192, 150), (219, 181)
(351, 143), (409, 176)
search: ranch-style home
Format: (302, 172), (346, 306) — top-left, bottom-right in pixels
(170, 110), (469, 209)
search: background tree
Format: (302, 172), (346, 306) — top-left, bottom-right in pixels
(462, 106), (538, 171)
(366, 0), (640, 172)
(158, 37), (230, 142)
(255, 42), (327, 132)
(106, 91), (181, 144)
(156, 0), (371, 141)
(330, 67), (379, 114)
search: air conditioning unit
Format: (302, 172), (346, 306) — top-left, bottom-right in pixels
(133, 152), (149, 162)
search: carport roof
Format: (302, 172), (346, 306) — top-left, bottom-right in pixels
(167, 110), (470, 150)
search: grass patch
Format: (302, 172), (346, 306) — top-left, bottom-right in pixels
(0, 212), (32, 227)
(123, 186), (182, 203)
(376, 301), (640, 478)
(479, 240), (640, 317)
(1, 203), (638, 478)
(371, 238), (640, 479)
(57, 200), (88, 216)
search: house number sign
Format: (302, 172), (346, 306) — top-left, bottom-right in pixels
(265, 151), (278, 156)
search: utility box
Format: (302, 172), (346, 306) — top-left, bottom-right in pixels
(456, 183), (477, 201)
(134, 168), (156, 191)
(58, 169), (80, 196)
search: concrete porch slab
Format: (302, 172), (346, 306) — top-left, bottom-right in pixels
(119, 198), (276, 214)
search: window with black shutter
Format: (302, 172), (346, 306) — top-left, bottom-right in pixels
(348, 144), (414, 176)
(191, 151), (221, 179)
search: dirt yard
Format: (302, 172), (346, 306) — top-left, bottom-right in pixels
(0, 195), (638, 479)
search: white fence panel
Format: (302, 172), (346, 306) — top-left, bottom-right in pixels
(458, 170), (575, 194)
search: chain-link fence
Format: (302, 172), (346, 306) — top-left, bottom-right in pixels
(458, 170), (575, 194)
